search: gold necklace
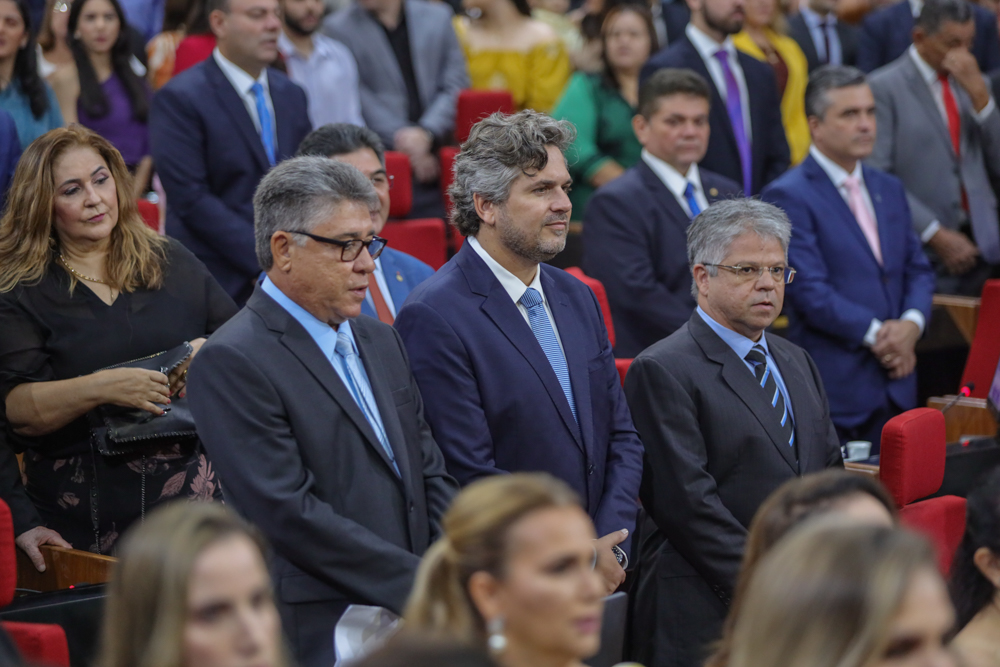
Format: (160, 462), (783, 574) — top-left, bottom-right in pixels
(58, 253), (108, 285)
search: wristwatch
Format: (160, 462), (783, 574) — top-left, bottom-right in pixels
(611, 544), (628, 570)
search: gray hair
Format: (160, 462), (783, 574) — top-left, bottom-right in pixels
(687, 199), (792, 297)
(805, 65), (867, 119)
(254, 156), (380, 270)
(449, 110), (576, 237)
(917, 0), (972, 34)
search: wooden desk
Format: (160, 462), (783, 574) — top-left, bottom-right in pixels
(926, 397), (997, 444)
(845, 461), (879, 477)
(931, 294), (981, 345)
(17, 546), (116, 593)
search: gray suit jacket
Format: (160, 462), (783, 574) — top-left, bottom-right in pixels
(188, 287), (458, 667)
(322, 0), (469, 147)
(867, 51), (1000, 246)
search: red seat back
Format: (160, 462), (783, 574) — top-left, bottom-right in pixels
(879, 408), (946, 507)
(899, 496), (967, 574)
(2, 621), (70, 667)
(615, 358), (632, 387)
(380, 219), (448, 270)
(565, 267), (616, 349)
(960, 279), (1000, 399)
(440, 145), (458, 219)
(455, 89), (516, 144)
(384, 151), (413, 219)
(136, 199), (159, 232)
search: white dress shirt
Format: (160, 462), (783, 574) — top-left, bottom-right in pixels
(212, 48), (276, 142)
(641, 149), (709, 217)
(363, 257), (398, 317)
(809, 145), (926, 344)
(467, 236), (567, 356)
(685, 22), (752, 143)
(278, 32), (365, 129)
(799, 4), (842, 65)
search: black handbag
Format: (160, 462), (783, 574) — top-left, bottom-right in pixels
(88, 342), (197, 456)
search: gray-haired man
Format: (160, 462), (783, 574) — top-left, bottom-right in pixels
(188, 157), (458, 667)
(624, 199), (843, 667)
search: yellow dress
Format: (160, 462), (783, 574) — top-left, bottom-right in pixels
(453, 17), (572, 114)
(733, 28), (810, 165)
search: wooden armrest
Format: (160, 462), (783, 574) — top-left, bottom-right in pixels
(845, 461), (879, 477)
(931, 294), (981, 344)
(926, 396), (997, 443)
(16, 545), (117, 593)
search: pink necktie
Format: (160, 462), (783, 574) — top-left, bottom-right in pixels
(843, 175), (882, 265)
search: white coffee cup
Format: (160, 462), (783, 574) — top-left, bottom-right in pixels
(845, 440), (872, 462)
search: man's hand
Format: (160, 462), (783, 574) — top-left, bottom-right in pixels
(15, 526), (72, 572)
(942, 48), (991, 112)
(872, 320), (920, 379)
(927, 227), (979, 275)
(594, 529), (628, 595)
(393, 126), (433, 158)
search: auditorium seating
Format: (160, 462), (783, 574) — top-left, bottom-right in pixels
(564, 268), (616, 348)
(381, 151), (449, 269)
(879, 409), (967, 573)
(958, 280), (1000, 400)
(136, 199), (159, 232)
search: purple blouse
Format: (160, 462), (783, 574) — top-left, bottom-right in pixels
(77, 72), (149, 167)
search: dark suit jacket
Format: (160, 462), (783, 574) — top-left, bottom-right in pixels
(857, 1), (1000, 74)
(640, 36), (790, 194)
(786, 12), (858, 71)
(761, 156), (934, 429)
(0, 110), (20, 210)
(581, 161), (741, 357)
(624, 312), (842, 667)
(361, 248), (434, 320)
(394, 242), (644, 545)
(150, 58), (312, 303)
(661, 1), (690, 45)
(188, 287), (458, 667)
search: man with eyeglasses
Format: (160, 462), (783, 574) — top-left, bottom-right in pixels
(762, 66), (934, 451)
(297, 124), (434, 324)
(187, 157), (458, 667)
(624, 198), (843, 667)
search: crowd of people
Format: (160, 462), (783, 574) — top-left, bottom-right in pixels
(0, 0), (999, 664)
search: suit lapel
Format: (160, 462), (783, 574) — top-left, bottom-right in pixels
(205, 57), (271, 172)
(790, 16), (820, 70)
(379, 251), (410, 312)
(902, 56), (957, 158)
(402, 1), (430, 110)
(357, 6), (408, 101)
(862, 165), (896, 272)
(637, 160), (690, 226)
(542, 268), (590, 453)
(689, 313), (798, 472)
(680, 39), (740, 156)
(269, 75), (296, 160)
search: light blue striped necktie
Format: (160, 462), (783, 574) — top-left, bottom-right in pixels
(684, 182), (702, 217)
(250, 81), (276, 166)
(334, 331), (400, 476)
(745, 345), (794, 448)
(519, 287), (577, 422)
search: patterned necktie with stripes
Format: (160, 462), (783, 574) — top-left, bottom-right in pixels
(745, 345), (794, 448)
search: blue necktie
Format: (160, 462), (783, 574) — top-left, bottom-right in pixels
(251, 81), (276, 166)
(684, 181), (702, 217)
(746, 345), (795, 448)
(519, 287), (577, 422)
(335, 331), (399, 475)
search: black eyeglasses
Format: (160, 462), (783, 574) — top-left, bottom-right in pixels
(704, 264), (797, 284)
(285, 231), (388, 262)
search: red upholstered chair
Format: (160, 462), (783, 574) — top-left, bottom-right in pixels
(959, 279), (1000, 399)
(879, 409), (967, 574)
(455, 89), (516, 144)
(381, 151), (449, 269)
(383, 151), (414, 220)
(440, 145), (458, 217)
(564, 267), (616, 349)
(136, 199), (160, 232)
(615, 358), (633, 387)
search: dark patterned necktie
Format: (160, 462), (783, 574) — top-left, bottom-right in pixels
(745, 345), (794, 448)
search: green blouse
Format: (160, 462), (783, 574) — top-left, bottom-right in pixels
(553, 72), (641, 218)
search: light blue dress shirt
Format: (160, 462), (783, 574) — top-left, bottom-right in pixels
(0, 80), (62, 149)
(697, 305), (794, 422)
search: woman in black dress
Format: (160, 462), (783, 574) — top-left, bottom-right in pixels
(0, 126), (236, 554)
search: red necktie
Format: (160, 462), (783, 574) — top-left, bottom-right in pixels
(939, 72), (961, 157)
(367, 274), (394, 325)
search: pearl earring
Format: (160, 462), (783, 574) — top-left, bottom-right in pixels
(487, 616), (507, 653)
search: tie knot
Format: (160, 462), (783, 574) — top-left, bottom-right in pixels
(335, 330), (354, 359)
(843, 174), (861, 191)
(713, 49), (729, 64)
(684, 181), (697, 198)
(519, 287), (544, 310)
(251, 81), (264, 97)
(745, 345), (767, 366)
(937, 71), (950, 85)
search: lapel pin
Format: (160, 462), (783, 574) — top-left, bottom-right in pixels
(709, 188), (718, 197)
(396, 271), (403, 282)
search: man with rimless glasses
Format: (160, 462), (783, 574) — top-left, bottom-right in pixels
(187, 156), (458, 667)
(624, 198), (843, 667)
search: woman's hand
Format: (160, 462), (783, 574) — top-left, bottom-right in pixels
(167, 337), (206, 398)
(93, 367), (171, 415)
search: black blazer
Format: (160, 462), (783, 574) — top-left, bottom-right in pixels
(640, 36), (790, 194)
(661, 1), (690, 44)
(786, 12), (858, 72)
(150, 58), (312, 304)
(581, 161), (740, 357)
(624, 312), (842, 667)
(188, 287), (458, 667)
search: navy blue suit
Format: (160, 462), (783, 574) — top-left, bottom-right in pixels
(761, 155), (934, 435)
(361, 248), (434, 320)
(857, 1), (1000, 74)
(640, 36), (790, 194)
(582, 161), (740, 357)
(0, 109), (20, 210)
(394, 243), (644, 545)
(150, 57), (312, 304)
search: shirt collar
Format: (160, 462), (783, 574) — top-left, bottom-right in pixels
(213, 46), (269, 96)
(686, 22), (736, 61)
(641, 149), (702, 199)
(261, 276), (351, 358)
(908, 44), (939, 85)
(798, 4), (834, 27)
(909, 0), (922, 17)
(278, 30), (335, 60)
(809, 144), (863, 188)
(697, 305), (770, 359)
(467, 236), (547, 308)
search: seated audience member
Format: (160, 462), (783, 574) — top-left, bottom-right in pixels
(727, 522), (956, 667)
(0, 109), (19, 207)
(323, 0), (468, 217)
(278, 0), (364, 129)
(355, 637), (498, 667)
(857, 0), (1000, 73)
(641, 0), (790, 195)
(624, 198), (843, 667)
(0, 0), (63, 148)
(0, 127), (235, 553)
(950, 467), (1000, 667)
(187, 157), (458, 667)
(395, 111), (643, 595)
(707, 469), (897, 667)
(583, 69), (740, 358)
(453, 0), (572, 113)
(96, 502), (290, 667)
(732, 0), (810, 164)
(553, 4), (655, 214)
(867, 0), (1000, 296)
(405, 474), (605, 667)
(787, 0), (859, 71)
(145, 0), (206, 90)
(50, 0), (152, 198)
(150, 0), (311, 304)
(762, 66), (934, 449)
(296, 124), (434, 323)
(36, 0), (75, 79)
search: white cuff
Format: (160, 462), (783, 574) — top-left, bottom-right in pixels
(900, 309), (926, 335)
(863, 318), (883, 347)
(974, 97), (996, 123)
(921, 220), (942, 244)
